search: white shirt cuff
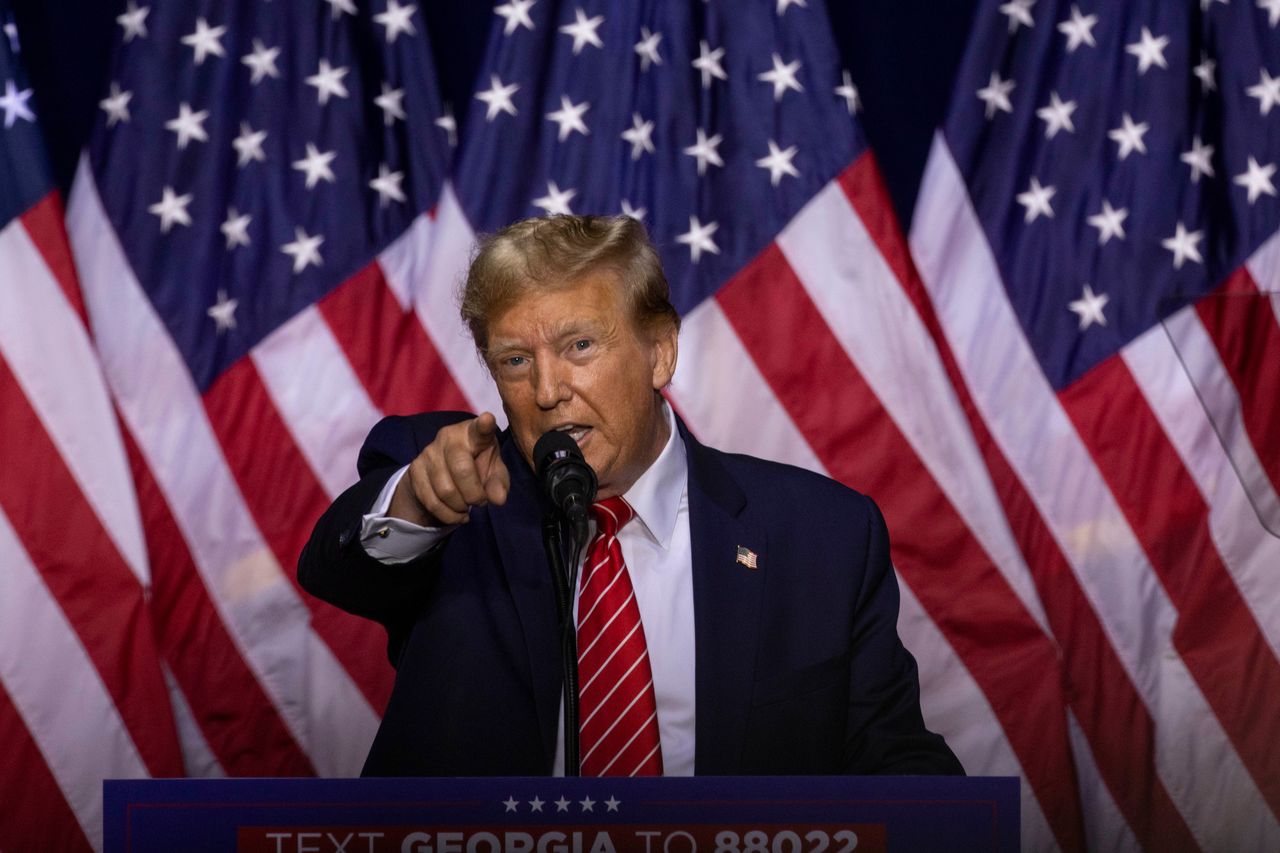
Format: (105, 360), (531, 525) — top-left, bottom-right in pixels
(360, 465), (455, 563)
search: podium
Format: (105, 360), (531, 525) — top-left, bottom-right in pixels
(105, 775), (1018, 853)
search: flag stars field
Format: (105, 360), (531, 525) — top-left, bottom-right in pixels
(182, 17), (226, 66)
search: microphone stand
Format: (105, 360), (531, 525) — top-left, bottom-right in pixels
(542, 514), (587, 776)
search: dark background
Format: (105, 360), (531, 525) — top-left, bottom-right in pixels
(8, 0), (978, 231)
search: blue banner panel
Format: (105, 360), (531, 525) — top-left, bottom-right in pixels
(105, 776), (1017, 853)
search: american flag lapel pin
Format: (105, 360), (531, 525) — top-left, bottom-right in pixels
(735, 545), (759, 569)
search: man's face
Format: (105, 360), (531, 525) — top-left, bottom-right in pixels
(484, 270), (678, 499)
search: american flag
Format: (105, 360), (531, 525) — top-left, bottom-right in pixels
(1, 0), (1274, 850)
(911, 0), (1280, 849)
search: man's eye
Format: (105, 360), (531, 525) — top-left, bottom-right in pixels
(573, 339), (591, 351)
(505, 356), (526, 368)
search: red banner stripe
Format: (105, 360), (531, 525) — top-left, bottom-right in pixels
(716, 240), (1087, 853)
(840, 156), (1198, 850)
(0, 355), (183, 778)
(1061, 355), (1280, 819)
(0, 679), (92, 852)
(19, 193), (89, 330)
(319, 260), (471, 417)
(202, 357), (394, 713)
(118, 418), (316, 776)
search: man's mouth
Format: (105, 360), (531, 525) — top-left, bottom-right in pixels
(553, 424), (591, 444)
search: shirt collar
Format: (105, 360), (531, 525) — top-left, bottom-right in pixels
(620, 401), (686, 551)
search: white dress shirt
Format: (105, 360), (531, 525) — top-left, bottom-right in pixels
(360, 405), (697, 775)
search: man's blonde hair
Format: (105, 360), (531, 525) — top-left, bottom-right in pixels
(460, 215), (680, 354)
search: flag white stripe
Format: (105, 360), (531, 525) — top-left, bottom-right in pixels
(66, 158), (378, 776)
(669, 298), (824, 474)
(897, 576), (1058, 853)
(252, 304), (382, 499)
(0, 218), (149, 588)
(410, 185), (504, 419)
(779, 179), (1051, 635)
(0, 505), (147, 851)
(373, 211), (433, 310)
(911, 133), (1268, 847)
(1063, 710), (1141, 853)
(1124, 320), (1280, 661)
(160, 663), (225, 777)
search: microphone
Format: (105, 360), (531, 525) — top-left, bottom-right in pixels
(533, 430), (597, 546)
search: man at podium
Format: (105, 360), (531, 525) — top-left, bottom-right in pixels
(299, 215), (962, 778)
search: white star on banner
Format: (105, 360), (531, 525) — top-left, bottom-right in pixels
(3, 22), (16, 53)
(604, 796), (621, 812)
(376, 83), (406, 125)
(1125, 26), (1169, 75)
(1068, 284), (1109, 330)
(977, 72), (1015, 118)
(693, 40), (728, 89)
(233, 122), (267, 167)
(546, 95), (590, 141)
(1247, 68), (1280, 115)
(369, 163), (407, 206)
(375, 0), (417, 43)
(620, 199), (646, 221)
(579, 797), (596, 813)
(206, 289), (238, 333)
(306, 59), (350, 106)
(1201, 0), (1228, 10)
(1162, 221), (1204, 269)
(292, 143), (337, 189)
(1234, 156), (1277, 204)
(476, 74), (519, 120)
(1035, 91), (1076, 138)
(1180, 136), (1215, 182)
(777, 0), (807, 15)
(503, 796), (519, 813)
(1108, 113), (1149, 160)
(1260, 0), (1280, 27)
(436, 106), (457, 146)
(0, 79), (34, 127)
(676, 215), (720, 262)
(559, 7), (604, 55)
(835, 70), (860, 114)
(495, 0), (536, 35)
(756, 139), (801, 185)
(325, 0), (357, 18)
(683, 128), (724, 175)
(1193, 53), (1216, 92)
(529, 797), (545, 813)
(242, 39), (281, 85)
(182, 17), (226, 65)
(532, 180), (576, 215)
(999, 0), (1035, 32)
(1086, 200), (1127, 244)
(1057, 5), (1096, 52)
(635, 27), (663, 71)
(164, 102), (209, 149)
(148, 186), (193, 233)
(220, 207), (251, 249)
(1016, 176), (1055, 222)
(759, 52), (803, 101)
(554, 796), (571, 813)
(282, 227), (324, 273)
(116, 2), (149, 42)
(99, 82), (132, 127)
(621, 113), (654, 159)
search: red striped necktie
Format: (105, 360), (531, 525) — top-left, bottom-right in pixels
(576, 496), (663, 776)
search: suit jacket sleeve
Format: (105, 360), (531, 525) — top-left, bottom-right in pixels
(844, 495), (964, 774)
(297, 411), (473, 660)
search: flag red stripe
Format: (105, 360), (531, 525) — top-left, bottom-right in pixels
(716, 242), (1087, 853)
(118, 420), (316, 776)
(1197, 269), (1280, 497)
(0, 679), (92, 853)
(0, 355), (183, 778)
(319, 261), (471, 416)
(1061, 356), (1280, 818)
(839, 156), (1198, 849)
(18, 193), (89, 329)
(202, 357), (393, 712)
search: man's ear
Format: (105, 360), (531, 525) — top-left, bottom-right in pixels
(650, 321), (678, 390)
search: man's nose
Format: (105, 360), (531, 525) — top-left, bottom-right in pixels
(532, 359), (571, 409)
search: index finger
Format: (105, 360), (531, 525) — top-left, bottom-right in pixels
(468, 412), (500, 452)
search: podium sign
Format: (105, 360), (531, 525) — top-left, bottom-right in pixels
(105, 776), (1018, 853)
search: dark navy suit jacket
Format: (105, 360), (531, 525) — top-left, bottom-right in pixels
(298, 412), (962, 777)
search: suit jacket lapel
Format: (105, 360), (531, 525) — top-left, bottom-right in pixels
(489, 436), (563, 768)
(683, 422), (766, 774)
